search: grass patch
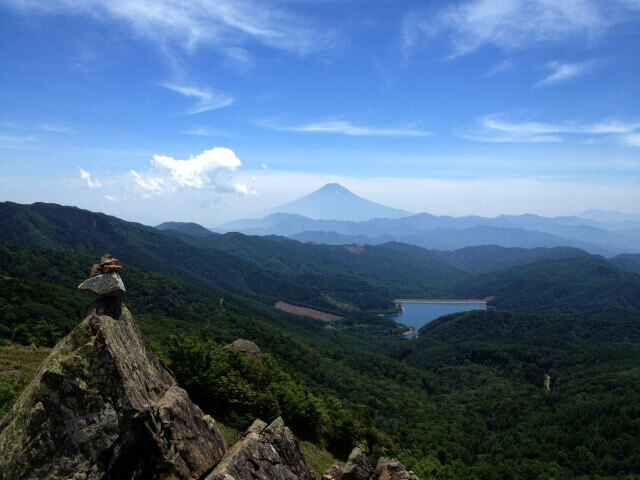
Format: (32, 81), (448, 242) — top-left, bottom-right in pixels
(0, 342), (51, 418)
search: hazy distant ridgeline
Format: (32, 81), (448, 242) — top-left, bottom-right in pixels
(214, 184), (640, 256)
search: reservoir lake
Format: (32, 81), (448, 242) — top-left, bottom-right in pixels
(393, 302), (486, 338)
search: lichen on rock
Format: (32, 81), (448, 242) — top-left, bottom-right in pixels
(0, 297), (227, 480)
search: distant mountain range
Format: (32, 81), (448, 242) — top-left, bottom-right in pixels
(215, 184), (640, 256)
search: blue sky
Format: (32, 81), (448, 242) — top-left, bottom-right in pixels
(1, 0), (639, 225)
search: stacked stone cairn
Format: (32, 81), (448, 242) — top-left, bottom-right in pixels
(78, 253), (126, 298)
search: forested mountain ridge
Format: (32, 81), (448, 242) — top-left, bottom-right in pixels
(2, 202), (640, 477)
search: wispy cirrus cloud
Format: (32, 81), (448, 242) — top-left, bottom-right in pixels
(462, 113), (640, 144)
(483, 58), (515, 78)
(162, 84), (233, 115)
(534, 60), (596, 87)
(130, 147), (248, 197)
(183, 126), (231, 137)
(39, 123), (76, 133)
(0, 0), (332, 55)
(404, 0), (640, 56)
(256, 119), (430, 137)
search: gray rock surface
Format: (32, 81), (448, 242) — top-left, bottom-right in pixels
(342, 447), (371, 480)
(206, 417), (312, 480)
(375, 457), (420, 480)
(222, 338), (261, 357)
(323, 462), (344, 479)
(0, 297), (226, 480)
(78, 273), (126, 298)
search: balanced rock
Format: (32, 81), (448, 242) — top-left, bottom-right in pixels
(78, 272), (126, 298)
(222, 339), (261, 357)
(206, 417), (312, 480)
(375, 457), (420, 480)
(342, 446), (371, 480)
(0, 297), (227, 479)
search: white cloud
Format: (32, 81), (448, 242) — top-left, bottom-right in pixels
(623, 133), (640, 146)
(162, 84), (233, 114)
(404, 0), (639, 56)
(130, 170), (169, 197)
(105, 195), (119, 202)
(534, 60), (595, 87)
(184, 127), (230, 136)
(39, 123), (76, 133)
(79, 167), (101, 188)
(463, 113), (640, 143)
(1, 0), (331, 55)
(261, 164), (268, 169)
(257, 119), (430, 137)
(483, 58), (514, 77)
(130, 147), (248, 196)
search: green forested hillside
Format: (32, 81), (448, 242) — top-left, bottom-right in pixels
(455, 256), (640, 314)
(160, 228), (464, 297)
(0, 202), (398, 313)
(2, 203), (640, 478)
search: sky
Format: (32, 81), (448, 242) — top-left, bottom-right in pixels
(1, 0), (639, 226)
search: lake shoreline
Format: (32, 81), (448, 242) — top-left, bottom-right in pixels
(395, 298), (489, 305)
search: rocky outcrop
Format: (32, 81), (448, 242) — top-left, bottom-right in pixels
(0, 296), (227, 479)
(206, 417), (312, 480)
(323, 452), (420, 480)
(342, 447), (371, 480)
(323, 462), (344, 479)
(375, 457), (420, 480)
(222, 339), (261, 357)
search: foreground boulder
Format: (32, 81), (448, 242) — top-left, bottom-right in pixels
(206, 417), (312, 480)
(0, 297), (227, 479)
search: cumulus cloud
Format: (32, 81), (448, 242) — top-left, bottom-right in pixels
(162, 84), (233, 115)
(462, 113), (640, 144)
(79, 167), (101, 188)
(534, 60), (596, 87)
(130, 147), (248, 196)
(404, 0), (640, 56)
(261, 164), (268, 169)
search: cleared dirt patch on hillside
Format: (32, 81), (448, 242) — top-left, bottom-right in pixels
(275, 301), (343, 322)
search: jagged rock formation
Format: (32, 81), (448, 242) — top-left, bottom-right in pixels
(323, 449), (420, 480)
(222, 339), (261, 357)
(0, 295), (226, 479)
(206, 417), (312, 480)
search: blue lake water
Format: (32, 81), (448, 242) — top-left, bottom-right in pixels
(393, 302), (486, 338)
